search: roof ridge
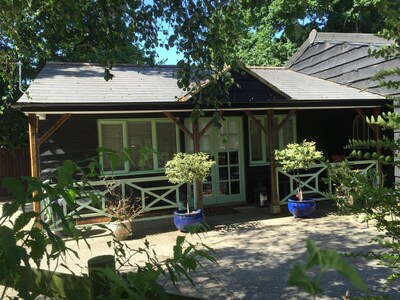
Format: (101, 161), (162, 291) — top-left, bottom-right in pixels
(247, 66), (287, 70)
(46, 61), (179, 68)
(314, 32), (391, 45)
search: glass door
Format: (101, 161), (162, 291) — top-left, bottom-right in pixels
(185, 117), (245, 206)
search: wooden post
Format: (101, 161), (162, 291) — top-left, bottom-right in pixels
(28, 114), (41, 214)
(373, 107), (383, 185)
(87, 255), (115, 299)
(267, 110), (281, 215)
(192, 118), (203, 209)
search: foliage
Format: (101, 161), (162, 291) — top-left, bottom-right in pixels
(293, 4), (400, 296)
(275, 140), (324, 200)
(235, 8), (297, 66)
(1, 1), (245, 147)
(0, 152), (217, 298)
(0, 107), (28, 148)
(0, 0), (243, 105)
(288, 239), (368, 299)
(105, 235), (217, 298)
(0, 163), (88, 299)
(325, 113), (400, 292)
(326, 161), (360, 213)
(234, 0), (389, 66)
(165, 152), (216, 185)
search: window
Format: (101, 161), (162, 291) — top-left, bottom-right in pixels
(353, 114), (370, 141)
(98, 119), (179, 173)
(248, 115), (296, 165)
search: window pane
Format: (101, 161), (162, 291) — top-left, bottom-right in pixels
(229, 135), (239, 150)
(228, 120), (238, 134)
(100, 124), (125, 171)
(128, 121), (153, 171)
(249, 119), (263, 161)
(200, 135), (210, 152)
(281, 119), (294, 148)
(157, 122), (177, 168)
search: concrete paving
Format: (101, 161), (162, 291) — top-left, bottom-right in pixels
(1, 202), (399, 299)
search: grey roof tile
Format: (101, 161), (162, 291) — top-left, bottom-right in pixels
(19, 63), (186, 103)
(250, 68), (384, 100)
(287, 30), (399, 97)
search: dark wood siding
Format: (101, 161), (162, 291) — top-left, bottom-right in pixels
(228, 72), (286, 102)
(290, 41), (400, 98)
(0, 147), (30, 198)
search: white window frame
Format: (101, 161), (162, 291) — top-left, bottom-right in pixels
(248, 115), (297, 166)
(98, 118), (180, 174)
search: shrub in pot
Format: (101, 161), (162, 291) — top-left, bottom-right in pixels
(105, 185), (142, 241)
(275, 140), (324, 217)
(165, 152), (215, 231)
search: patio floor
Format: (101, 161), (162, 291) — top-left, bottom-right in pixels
(2, 201), (399, 299)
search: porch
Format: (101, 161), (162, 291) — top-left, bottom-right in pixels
(42, 159), (377, 231)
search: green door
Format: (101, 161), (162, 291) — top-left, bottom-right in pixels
(185, 117), (245, 206)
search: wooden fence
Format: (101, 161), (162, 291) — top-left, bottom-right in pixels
(0, 147), (30, 198)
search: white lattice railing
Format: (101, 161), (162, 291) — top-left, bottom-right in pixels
(42, 175), (184, 230)
(276, 160), (378, 204)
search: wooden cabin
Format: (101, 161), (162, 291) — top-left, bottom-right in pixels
(15, 30), (398, 223)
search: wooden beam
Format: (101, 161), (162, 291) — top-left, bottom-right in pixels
(373, 107), (383, 185)
(199, 111), (225, 137)
(192, 118), (203, 209)
(267, 110), (281, 215)
(163, 112), (194, 140)
(244, 110), (269, 135)
(275, 109), (297, 132)
(28, 114), (41, 215)
(38, 114), (72, 146)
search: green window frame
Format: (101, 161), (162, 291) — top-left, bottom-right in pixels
(98, 119), (180, 174)
(248, 115), (297, 166)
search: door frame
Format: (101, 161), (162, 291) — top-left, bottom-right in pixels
(185, 116), (246, 206)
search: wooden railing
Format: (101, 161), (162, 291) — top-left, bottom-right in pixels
(276, 160), (378, 204)
(89, 176), (184, 217)
(42, 175), (184, 230)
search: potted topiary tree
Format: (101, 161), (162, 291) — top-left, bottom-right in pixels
(275, 140), (324, 218)
(165, 152), (215, 231)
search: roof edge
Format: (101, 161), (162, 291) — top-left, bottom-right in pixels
(285, 29), (318, 68)
(314, 32), (390, 45)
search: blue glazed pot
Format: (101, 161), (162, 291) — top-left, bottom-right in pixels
(173, 209), (203, 231)
(288, 199), (316, 218)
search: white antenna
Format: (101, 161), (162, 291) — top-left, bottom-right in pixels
(16, 61), (26, 93)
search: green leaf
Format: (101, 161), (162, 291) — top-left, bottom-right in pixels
(0, 226), (19, 268)
(13, 211), (37, 232)
(288, 263), (321, 296)
(2, 177), (27, 206)
(28, 227), (47, 266)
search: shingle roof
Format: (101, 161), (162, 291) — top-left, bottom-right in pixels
(286, 30), (400, 97)
(249, 67), (384, 100)
(18, 62), (186, 103)
(17, 30), (397, 109)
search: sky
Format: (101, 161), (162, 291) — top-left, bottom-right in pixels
(156, 45), (183, 65)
